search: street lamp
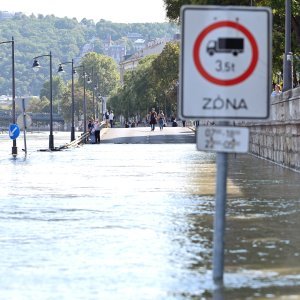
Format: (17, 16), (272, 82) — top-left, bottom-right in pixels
(96, 93), (102, 120)
(57, 59), (75, 141)
(0, 36), (17, 157)
(85, 67), (99, 120)
(83, 70), (88, 135)
(93, 82), (98, 119)
(32, 52), (54, 150)
(73, 65), (88, 136)
(283, 0), (292, 91)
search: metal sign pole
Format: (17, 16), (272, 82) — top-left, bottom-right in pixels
(213, 150), (228, 282)
(212, 120), (229, 283)
(22, 99), (27, 155)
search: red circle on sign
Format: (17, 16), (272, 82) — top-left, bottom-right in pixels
(193, 21), (259, 86)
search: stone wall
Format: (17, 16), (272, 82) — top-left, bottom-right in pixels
(246, 86), (300, 171)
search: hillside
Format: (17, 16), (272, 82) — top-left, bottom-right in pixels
(0, 11), (178, 97)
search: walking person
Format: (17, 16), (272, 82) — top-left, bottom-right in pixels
(104, 110), (109, 128)
(88, 119), (96, 144)
(149, 108), (157, 131)
(94, 119), (100, 143)
(109, 110), (114, 128)
(158, 110), (165, 131)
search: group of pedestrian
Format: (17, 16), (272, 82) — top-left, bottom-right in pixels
(88, 119), (101, 144)
(149, 108), (166, 131)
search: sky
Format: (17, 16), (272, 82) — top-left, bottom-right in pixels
(0, 0), (168, 23)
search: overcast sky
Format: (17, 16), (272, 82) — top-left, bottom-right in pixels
(0, 0), (168, 23)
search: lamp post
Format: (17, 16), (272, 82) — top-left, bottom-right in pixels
(91, 68), (96, 120)
(83, 70), (88, 135)
(97, 93), (102, 120)
(87, 67), (99, 120)
(283, 0), (292, 91)
(82, 68), (99, 121)
(0, 36), (17, 157)
(58, 59), (75, 141)
(93, 82), (98, 119)
(71, 65), (88, 137)
(32, 52), (54, 150)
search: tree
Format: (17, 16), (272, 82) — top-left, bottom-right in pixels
(79, 52), (120, 108)
(27, 96), (50, 113)
(151, 42), (180, 116)
(39, 75), (66, 114)
(111, 42), (180, 120)
(59, 81), (93, 125)
(151, 42), (179, 90)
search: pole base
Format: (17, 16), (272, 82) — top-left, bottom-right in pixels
(71, 126), (75, 142)
(49, 134), (54, 150)
(12, 146), (18, 157)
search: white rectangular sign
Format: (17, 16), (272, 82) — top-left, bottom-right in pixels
(179, 6), (272, 119)
(197, 126), (249, 153)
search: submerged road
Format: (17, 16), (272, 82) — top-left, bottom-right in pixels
(99, 126), (196, 144)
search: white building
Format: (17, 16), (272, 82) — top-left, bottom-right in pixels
(119, 38), (169, 84)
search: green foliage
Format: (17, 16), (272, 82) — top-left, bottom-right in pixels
(27, 96), (50, 113)
(59, 81), (93, 124)
(79, 52), (120, 97)
(151, 42), (179, 90)
(111, 42), (180, 119)
(40, 76), (65, 101)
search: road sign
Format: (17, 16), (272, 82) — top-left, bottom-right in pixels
(9, 124), (20, 140)
(197, 126), (249, 153)
(179, 6), (272, 119)
(17, 113), (32, 129)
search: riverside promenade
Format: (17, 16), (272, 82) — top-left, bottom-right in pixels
(99, 125), (196, 144)
(0, 128), (299, 299)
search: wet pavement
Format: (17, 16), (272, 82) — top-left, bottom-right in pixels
(0, 130), (299, 299)
(99, 126), (196, 144)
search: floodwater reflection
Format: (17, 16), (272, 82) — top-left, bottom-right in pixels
(0, 132), (299, 299)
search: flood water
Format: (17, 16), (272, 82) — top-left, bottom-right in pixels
(0, 132), (300, 299)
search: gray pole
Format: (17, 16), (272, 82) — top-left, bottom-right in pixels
(0, 38), (18, 156)
(83, 67), (87, 137)
(212, 120), (230, 283)
(91, 67), (95, 120)
(213, 150), (228, 283)
(283, 0), (292, 91)
(49, 51), (54, 149)
(71, 59), (75, 141)
(22, 98), (27, 155)
(11, 37), (17, 157)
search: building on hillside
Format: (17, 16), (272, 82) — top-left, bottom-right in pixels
(133, 39), (146, 52)
(127, 32), (143, 41)
(103, 35), (126, 63)
(106, 44), (126, 63)
(119, 38), (169, 84)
